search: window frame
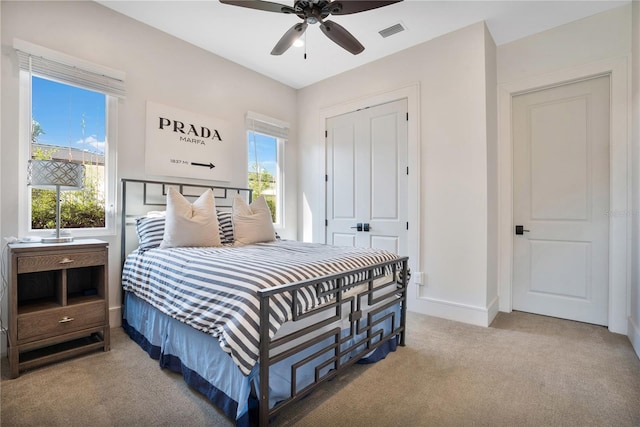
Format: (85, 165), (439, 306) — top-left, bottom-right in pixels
(18, 71), (118, 238)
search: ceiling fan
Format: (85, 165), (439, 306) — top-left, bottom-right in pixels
(219, 0), (403, 55)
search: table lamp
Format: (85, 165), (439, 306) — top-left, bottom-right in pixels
(27, 159), (85, 243)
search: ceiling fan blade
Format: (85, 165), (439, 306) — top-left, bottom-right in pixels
(328, 0), (403, 15)
(271, 22), (308, 55)
(219, 0), (294, 14)
(320, 20), (364, 55)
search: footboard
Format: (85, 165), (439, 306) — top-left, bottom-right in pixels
(257, 256), (408, 425)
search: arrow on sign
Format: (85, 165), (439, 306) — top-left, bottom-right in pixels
(191, 162), (216, 170)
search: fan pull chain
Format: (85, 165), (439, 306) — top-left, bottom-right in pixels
(304, 31), (307, 59)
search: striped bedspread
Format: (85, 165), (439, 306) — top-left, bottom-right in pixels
(121, 240), (404, 375)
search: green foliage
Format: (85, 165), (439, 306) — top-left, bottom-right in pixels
(31, 166), (106, 229)
(32, 146), (56, 160)
(30, 122), (105, 230)
(248, 163), (276, 222)
(264, 197), (276, 222)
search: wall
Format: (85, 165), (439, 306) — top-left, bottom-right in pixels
(630, 0), (640, 358)
(497, 5), (632, 334)
(497, 6), (631, 84)
(484, 24), (499, 319)
(297, 22), (499, 326)
(0, 0), (298, 354)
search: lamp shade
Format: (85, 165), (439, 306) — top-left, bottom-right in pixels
(27, 160), (84, 190)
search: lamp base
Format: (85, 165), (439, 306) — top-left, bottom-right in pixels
(41, 236), (74, 244)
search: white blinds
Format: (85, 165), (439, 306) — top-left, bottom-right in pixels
(14, 39), (126, 98)
(246, 111), (289, 140)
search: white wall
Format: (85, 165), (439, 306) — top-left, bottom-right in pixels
(0, 0), (298, 353)
(484, 24), (499, 319)
(298, 22), (499, 326)
(497, 5), (632, 334)
(630, 0), (640, 358)
(497, 5), (631, 84)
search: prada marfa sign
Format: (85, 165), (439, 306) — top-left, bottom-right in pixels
(145, 101), (232, 181)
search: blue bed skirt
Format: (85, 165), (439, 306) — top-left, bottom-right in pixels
(122, 292), (399, 426)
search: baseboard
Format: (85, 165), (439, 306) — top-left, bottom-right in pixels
(628, 316), (640, 360)
(409, 294), (499, 327)
(486, 296), (500, 326)
(110, 305), (122, 329)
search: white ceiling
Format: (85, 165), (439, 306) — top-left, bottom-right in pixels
(98, 0), (628, 89)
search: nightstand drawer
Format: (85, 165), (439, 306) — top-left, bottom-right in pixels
(17, 301), (106, 342)
(17, 250), (107, 274)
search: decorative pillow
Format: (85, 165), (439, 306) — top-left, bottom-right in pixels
(217, 210), (234, 244)
(232, 195), (276, 245)
(159, 188), (221, 248)
(135, 212), (166, 250)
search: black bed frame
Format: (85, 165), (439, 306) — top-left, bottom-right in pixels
(120, 178), (408, 426)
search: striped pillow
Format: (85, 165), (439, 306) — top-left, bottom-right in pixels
(135, 215), (166, 250)
(217, 210), (234, 244)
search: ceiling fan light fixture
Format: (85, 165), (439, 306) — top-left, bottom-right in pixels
(220, 0), (403, 55)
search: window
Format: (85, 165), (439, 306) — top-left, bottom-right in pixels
(246, 112), (288, 227)
(16, 40), (124, 236)
(30, 77), (107, 230)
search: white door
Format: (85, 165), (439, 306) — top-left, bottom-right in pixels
(326, 99), (408, 255)
(512, 75), (610, 325)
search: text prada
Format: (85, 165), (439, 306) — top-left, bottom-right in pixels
(158, 117), (223, 142)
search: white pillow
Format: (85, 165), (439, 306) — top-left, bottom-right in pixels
(232, 195), (276, 245)
(159, 188), (221, 248)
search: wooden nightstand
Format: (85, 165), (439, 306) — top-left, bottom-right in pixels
(7, 239), (110, 378)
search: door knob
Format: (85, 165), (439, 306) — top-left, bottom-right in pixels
(363, 223), (370, 232)
(351, 223), (363, 232)
(515, 225), (530, 235)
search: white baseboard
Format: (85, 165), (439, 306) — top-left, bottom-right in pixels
(408, 294), (499, 327)
(487, 296), (500, 325)
(628, 316), (640, 360)
(110, 305), (122, 328)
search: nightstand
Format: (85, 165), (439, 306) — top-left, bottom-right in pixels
(7, 239), (110, 378)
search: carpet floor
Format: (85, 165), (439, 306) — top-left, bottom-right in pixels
(2, 311), (639, 426)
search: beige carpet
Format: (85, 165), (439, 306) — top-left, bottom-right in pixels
(2, 311), (639, 426)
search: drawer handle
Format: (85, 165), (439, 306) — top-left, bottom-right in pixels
(58, 316), (75, 324)
(59, 258), (75, 264)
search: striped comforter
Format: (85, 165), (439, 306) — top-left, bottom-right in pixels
(121, 240), (403, 375)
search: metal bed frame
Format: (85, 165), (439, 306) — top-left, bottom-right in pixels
(120, 178), (408, 426)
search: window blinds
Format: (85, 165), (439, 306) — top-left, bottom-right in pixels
(246, 111), (289, 140)
(14, 39), (126, 98)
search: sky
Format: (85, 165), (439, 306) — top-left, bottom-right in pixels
(32, 76), (106, 155)
(248, 131), (277, 176)
(33, 75), (278, 175)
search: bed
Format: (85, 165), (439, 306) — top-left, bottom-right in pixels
(120, 178), (409, 426)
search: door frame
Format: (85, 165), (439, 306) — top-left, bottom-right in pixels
(319, 83), (421, 299)
(498, 57), (630, 334)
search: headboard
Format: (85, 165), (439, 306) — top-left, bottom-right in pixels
(120, 178), (253, 266)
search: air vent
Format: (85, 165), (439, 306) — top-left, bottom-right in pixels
(378, 22), (406, 38)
